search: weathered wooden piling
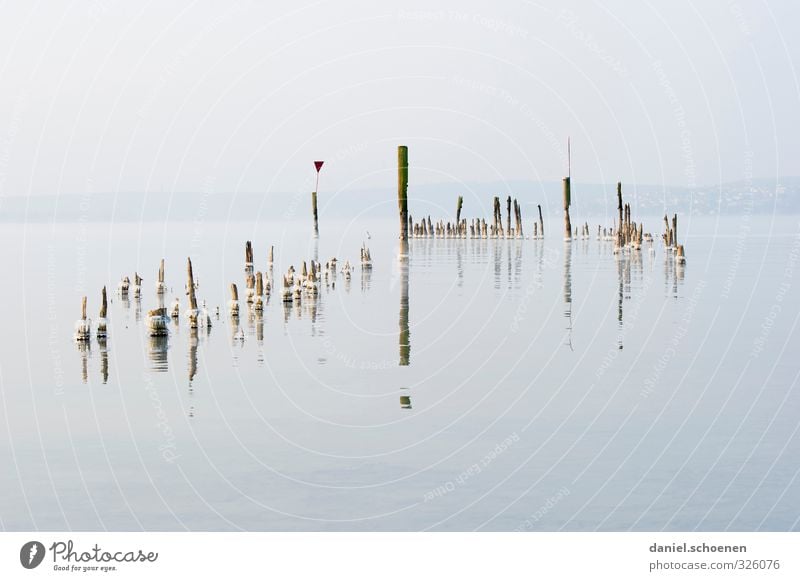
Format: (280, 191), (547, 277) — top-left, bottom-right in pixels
(97, 286), (108, 338)
(672, 214), (678, 249)
(493, 196), (502, 237)
(186, 257), (198, 328)
(506, 196), (512, 237)
(398, 145), (409, 241)
(281, 274), (292, 302)
(171, 297), (180, 319)
(663, 214), (671, 247)
(229, 283), (239, 316)
(311, 191), (319, 236)
(245, 241), (254, 267)
(456, 195), (463, 227)
(147, 307), (169, 336)
(538, 204), (544, 238)
(75, 296), (91, 341)
(563, 177), (572, 240)
(157, 258), (166, 293)
(254, 272), (264, 311)
(676, 244), (686, 264)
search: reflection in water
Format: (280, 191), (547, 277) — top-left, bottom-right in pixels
(400, 394), (412, 409)
(188, 328), (198, 388)
(493, 240), (502, 289)
(563, 242), (573, 351)
(134, 296), (142, 322)
(662, 248), (686, 298)
(399, 241), (410, 366)
(148, 335), (169, 372)
(76, 341), (90, 384)
(616, 253), (630, 350)
(98, 337), (109, 384)
(305, 296), (320, 328)
(513, 240), (523, 285)
(456, 241), (464, 288)
(230, 314), (243, 346)
(255, 312), (264, 344)
(361, 264), (372, 293)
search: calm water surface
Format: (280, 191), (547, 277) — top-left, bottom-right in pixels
(1, 214), (799, 531)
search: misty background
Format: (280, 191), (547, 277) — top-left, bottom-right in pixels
(0, 0), (798, 221)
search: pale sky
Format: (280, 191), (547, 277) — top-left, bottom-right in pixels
(0, 0), (797, 197)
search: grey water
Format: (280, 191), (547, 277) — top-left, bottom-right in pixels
(1, 214), (799, 531)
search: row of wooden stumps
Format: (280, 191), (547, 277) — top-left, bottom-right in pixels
(236, 241), (368, 311)
(663, 212), (686, 264)
(395, 145), (686, 266)
(608, 181), (686, 264)
(408, 196), (542, 239)
(76, 236), (372, 343)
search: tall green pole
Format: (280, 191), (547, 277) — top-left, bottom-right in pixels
(398, 145), (409, 240)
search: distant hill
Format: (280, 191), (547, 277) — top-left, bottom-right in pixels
(1, 178), (797, 223)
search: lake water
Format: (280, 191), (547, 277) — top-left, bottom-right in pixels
(1, 213), (799, 531)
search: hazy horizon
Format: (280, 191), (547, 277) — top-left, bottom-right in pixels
(0, 0), (798, 199)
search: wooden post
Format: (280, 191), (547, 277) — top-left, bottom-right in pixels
(230, 283), (239, 316)
(456, 195), (463, 226)
(493, 196), (501, 237)
(672, 214), (678, 248)
(676, 244), (686, 264)
(254, 272), (264, 311)
(538, 204), (544, 238)
(99, 287), (107, 318)
(311, 191), (319, 236)
(563, 177), (572, 239)
(156, 258), (166, 294)
(663, 214), (671, 247)
(75, 295), (91, 341)
(506, 195), (512, 237)
(97, 286), (108, 338)
(398, 145), (409, 241)
(245, 241), (254, 266)
(187, 257), (198, 328)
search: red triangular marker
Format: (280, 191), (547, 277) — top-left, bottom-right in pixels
(314, 161), (324, 172)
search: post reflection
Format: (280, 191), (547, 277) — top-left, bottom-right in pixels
(399, 240), (410, 366)
(148, 335), (169, 372)
(615, 252), (631, 350)
(76, 341), (90, 384)
(563, 242), (573, 350)
(98, 337), (109, 384)
(188, 328), (198, 388)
